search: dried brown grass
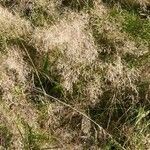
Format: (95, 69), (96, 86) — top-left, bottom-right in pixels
(0, 6), (32, 38)
(0, 1), (149, 149)
(32, 12), (98, 91)
(0, 45), (38, 149)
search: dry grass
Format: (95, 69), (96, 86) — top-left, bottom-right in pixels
(32, 12), (98, 91)
(0, 45), (39, 149)
(0, 0), (150, 149)
(0, 6), (32, 38)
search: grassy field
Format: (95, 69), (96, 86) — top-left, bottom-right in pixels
(0, 0), (150, 149)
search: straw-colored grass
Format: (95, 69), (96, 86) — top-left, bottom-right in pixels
(0, 0), (149, 149)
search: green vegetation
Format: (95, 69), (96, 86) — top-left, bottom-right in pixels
(62, 0), (94, 10)
(0, 125), (12, 149)
(22, 120), (54, 150)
